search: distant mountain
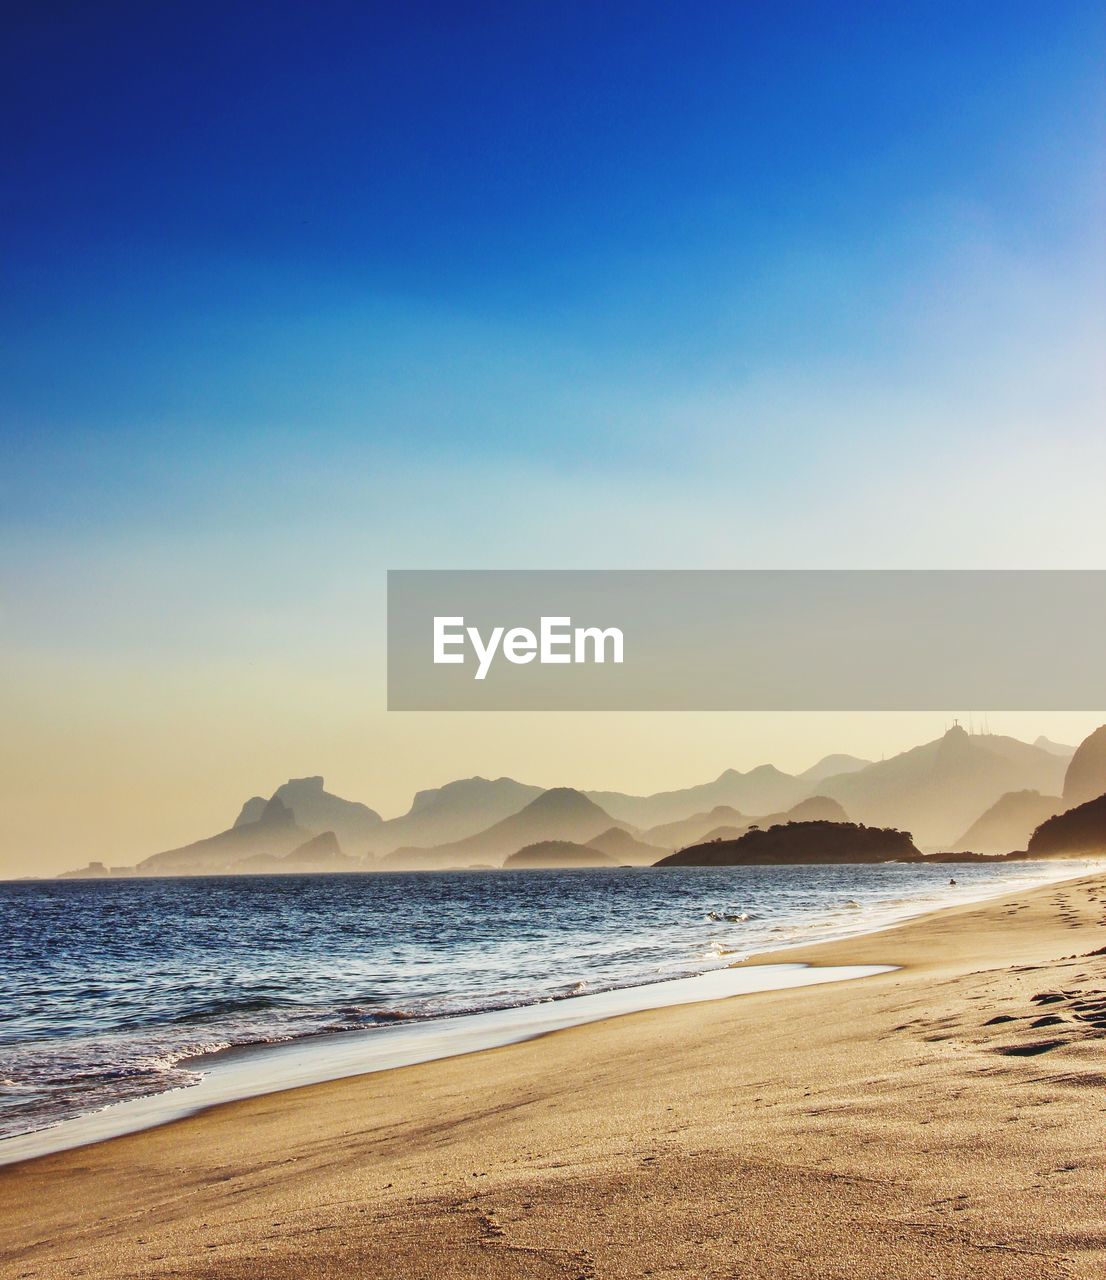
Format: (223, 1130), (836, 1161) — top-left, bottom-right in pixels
(57, 861), (111, 879)
(234, 824), (363, 875)
(136, 796), (312, 875)
(58, 727), (1083, 879)
(815, 727), (1068, 847)
(503, 841), (618, 868)
(692, 825), (743, 843)
(951, 790), (1063, 854)
(642, 805), (748, 851)
(232, 831), (361, 875)
(1034, 735), (1075, 758)
(234, 796), (268, 825)
(234, 777), (381, 851)
(370, 733), (1067, 854)
(285, 831), (347, 865)
(765, 795), (849, 824)
(1062, 725), (1106, 809)
(585, 827), (667, 864)
(587, 766), (808, 830)
(799, 754), (871, 783)
(657, 820), (920, 867)
(1028, 794), (1106, 856)
(381, 788), (624, 869)
(368, 776), (544, 853)
(645, 796), (848, 852)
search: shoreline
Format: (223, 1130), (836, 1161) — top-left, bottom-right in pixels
(3, 869), (1105, 1276)
(0, 861), (1085, 1169)
(0, 962), (895, 1169)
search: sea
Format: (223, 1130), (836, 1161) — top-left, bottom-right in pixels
(0, 861), (1083, 1155)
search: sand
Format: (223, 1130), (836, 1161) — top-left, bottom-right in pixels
(2, 872), (1105, 1279)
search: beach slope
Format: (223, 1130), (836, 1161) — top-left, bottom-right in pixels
(2, 874), (1105, 1279)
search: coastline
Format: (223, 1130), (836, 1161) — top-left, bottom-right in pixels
(0, 861), (1079, 1166)
(0, 961), (895, 1169)
(3, 870), (1106, 1277)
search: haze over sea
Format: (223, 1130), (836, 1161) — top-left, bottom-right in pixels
(0, 861), (1083, 1144)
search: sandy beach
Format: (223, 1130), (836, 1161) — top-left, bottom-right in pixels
(2, 871), (1105, 1280)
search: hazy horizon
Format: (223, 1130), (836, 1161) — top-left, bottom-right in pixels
(4, 711), (1104, 878)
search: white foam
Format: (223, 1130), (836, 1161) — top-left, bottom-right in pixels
(0, 960), (891, 1167)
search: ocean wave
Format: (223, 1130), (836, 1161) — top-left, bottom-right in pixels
(0, 859), (1076, 1141)
(168, 997), (294, 1024)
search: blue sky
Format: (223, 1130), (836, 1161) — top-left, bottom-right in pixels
(1, 4), (1104, 870)
(3, 3), (1103, 571)
(4, 3), (1102, 456)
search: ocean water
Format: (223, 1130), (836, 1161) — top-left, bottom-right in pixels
(0, 862), (1079, 1144)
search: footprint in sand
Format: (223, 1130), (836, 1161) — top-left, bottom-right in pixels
(995, 1039), (1065, 1056)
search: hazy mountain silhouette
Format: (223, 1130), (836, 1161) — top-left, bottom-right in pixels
(57, 861), (111, 879)
(503, 841), (618, 868)
(645, 796), (848, 852)
(657, 820), (920, 866)
(815, 727), (1068, 846)
(587, 766), (808, 830)
(381, 788), (625, 869)
(234, 796), (268, 825)
(1034, 735), (1076, 758)
(367, 776), (544, 853)
(283, 830), (351, 866)
(696, 797), (851, 845)
(642, 805), (748, 850)
(951, 790), (1064, 854)
(54, 727), (1090, 878)
(759, 794), (849, 824)
(588, 760), (861, 833)
(798, 754), (871, 783)
(136, 796), (312, 875)
(1062, 725), (1106, 809)
(234, 777), (380, 851)
(585, 826), (668, 864)
(1028, 793), (1106, 855)
(231, 831), (360, 874)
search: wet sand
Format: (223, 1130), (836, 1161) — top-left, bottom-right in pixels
(2, 872), (1105, 1279)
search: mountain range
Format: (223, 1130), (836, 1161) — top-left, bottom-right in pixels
(366, 776), (545, 851)
(583, 766), (815, 830)
(379, 788), (629, 870)
(642, 796), (850, 852)
(56, 725), (1106, 878)
(809, 727), (1068, 846)
(132, 796), (313, 876)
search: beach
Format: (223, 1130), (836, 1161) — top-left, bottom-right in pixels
(2, 871), (1104, 1279)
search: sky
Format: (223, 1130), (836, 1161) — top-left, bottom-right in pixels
(2, 3), (1105, 875)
